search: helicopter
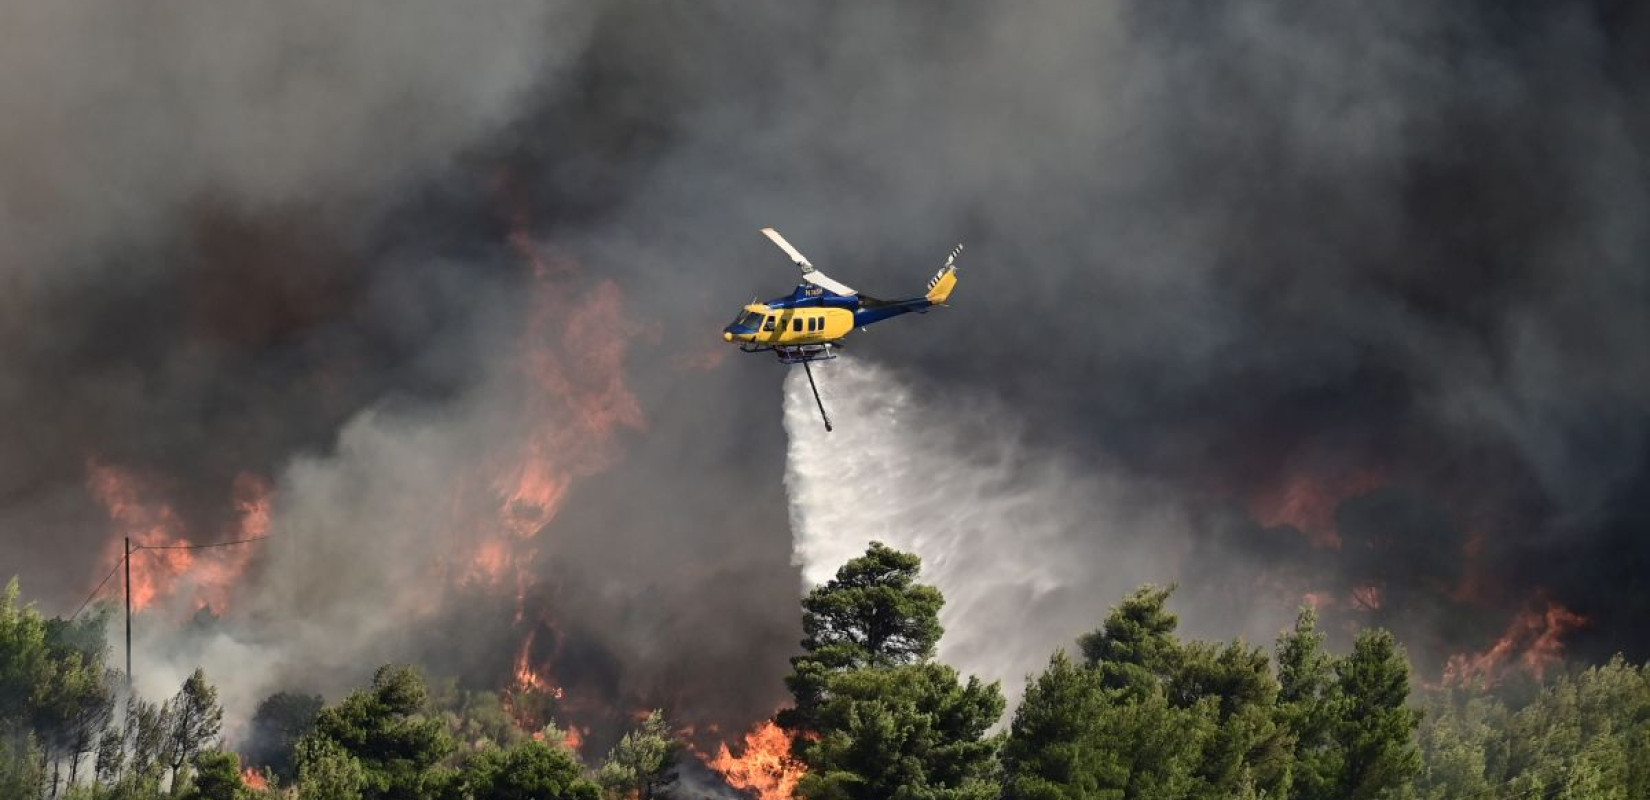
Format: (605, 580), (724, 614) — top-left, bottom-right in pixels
(723, 227), (961, 431)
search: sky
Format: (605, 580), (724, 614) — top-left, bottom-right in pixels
(2, 0), (1648, 751)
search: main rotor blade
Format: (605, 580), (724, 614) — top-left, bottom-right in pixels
(760, 227), (856, 296)
(761, 227), (815, 272)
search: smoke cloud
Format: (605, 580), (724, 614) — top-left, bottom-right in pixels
(2, 0), (1648, 759)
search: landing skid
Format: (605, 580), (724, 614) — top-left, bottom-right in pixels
(739, 342), (839, 364)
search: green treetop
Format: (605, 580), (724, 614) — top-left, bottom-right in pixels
(301, 665), (455, 800)
(595, 710), (677, 800)
(1333, 630), (1422, 800)
(780, 542), (945, 736)
(163, 668), (224, 788)
(800, 542), (944, 670)
(466, 738), (599, 800)
(1078, 585), (1182, 694)
(780, 543), (1003, 800)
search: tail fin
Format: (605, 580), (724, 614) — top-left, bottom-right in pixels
(925, 244), (963, 305)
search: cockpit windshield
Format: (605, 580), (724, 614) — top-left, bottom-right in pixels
(730, 310), (765, 331)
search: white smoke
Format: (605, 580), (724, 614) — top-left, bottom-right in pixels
(783, 356), (1197, 705)
(126, 395), (506, 730)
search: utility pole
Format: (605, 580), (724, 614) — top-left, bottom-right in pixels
(124, 536), (132, 689)
(108, 532), (266, 693)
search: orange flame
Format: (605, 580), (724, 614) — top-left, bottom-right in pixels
(560, 724), (585, 753)
(87, 462), (271, 613)
(1248, 468), (1384, 548)
(462, 216), (643, 597)
(512, 629), (565, 700)
(1444, 597), (1588, 686)
(707, 720), (807, 800)
(463, 182), (646, 744)
(240, 767), (268, 791)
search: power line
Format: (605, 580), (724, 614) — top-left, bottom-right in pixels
(70, 534), (272, 618)
(131, 534), (271, 551)
(70, 558), (125, 620)
(67, 532), (273, 686)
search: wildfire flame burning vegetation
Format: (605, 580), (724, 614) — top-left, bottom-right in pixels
(87, 461), (271, 613)
(704, 720), (807, 800)
(77, 190), (655, 762)
(1236, 462), (1598, 688)
(68, 177), (1600, 799)
(1247, 468), (1385, 548)
(1444, 597), (1590, 686)
(473, 199), (646, 751)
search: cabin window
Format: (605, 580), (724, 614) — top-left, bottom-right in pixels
(793, 318), (803, 332)
(808, 317), (818, 332)
(763, 316), (776, 331)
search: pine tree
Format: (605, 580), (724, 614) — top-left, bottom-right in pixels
(797, 662), (1003, 800)
(466, 739), (599, 800)
(0, 578), (51, 728)
(1079, 585), (1182, 695)
(164, 668), (225, 788)
(1277, 608), (1339, 800)
(1333, 630), (1421, 800)
(126, 696), (171, 785)
(302, 664), (455, 800)
(595, 710), (677, 800)
(779, 542), (944, 736)
(1496, 657), (1650, 799)
(298, 736), (367, 800)
(780, 543), (1003, 800)
(1001, 650), (1120, 800)
(1415, 690), (1497, 800)
(1173, 641), (1291, 798)
(185, 749), (245, 800)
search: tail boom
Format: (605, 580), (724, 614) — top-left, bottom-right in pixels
(851, 244), (962, 328)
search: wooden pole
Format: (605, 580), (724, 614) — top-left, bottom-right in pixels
(124, 536), (132, 689)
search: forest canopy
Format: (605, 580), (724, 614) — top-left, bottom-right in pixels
(2, 545), (1645, 800)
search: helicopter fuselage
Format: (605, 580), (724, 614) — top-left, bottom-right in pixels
(721, 284), (934, 352)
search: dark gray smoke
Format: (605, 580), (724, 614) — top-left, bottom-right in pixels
(564, 0), (1650, 688)
(3, 0), (1648, 754)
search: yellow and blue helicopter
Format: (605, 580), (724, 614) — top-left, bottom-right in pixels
(723, 227), (961, 430)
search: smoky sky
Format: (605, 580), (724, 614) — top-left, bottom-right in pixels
(2, 0), (1648, 747)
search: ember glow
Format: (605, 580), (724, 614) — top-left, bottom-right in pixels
(1349, 583), (1383, 612)
(560, 724), (585, 753)
(463, 212), (643, 596)
(467, 208), (648, 743)
(240, 767), (268, 791)
(512, 628), (564, 700)
(1444, 597), (1590, 686)
(706, 720), (807, 800)
(86, 461), (270, 613)
(1248, 469), (1385, 548)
